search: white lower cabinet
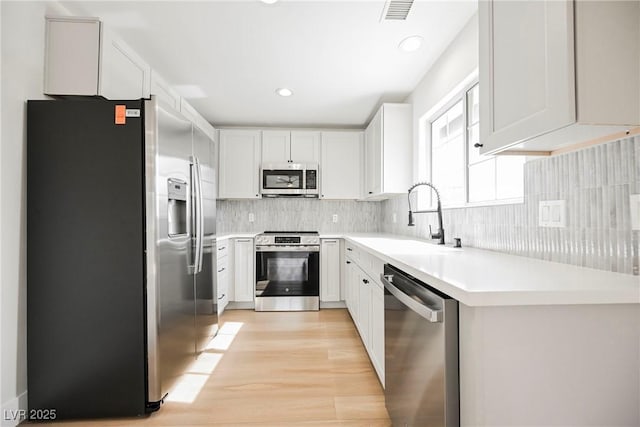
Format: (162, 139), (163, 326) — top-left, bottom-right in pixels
(320, 239), (341, 302)
(344, 257), (359, 321)
(357, 271), (372, 344)
(369, 280), (384, 384)
(344, 242), (384, 385)
(233, 238), (255, 302)
(216, 239), (230, 314)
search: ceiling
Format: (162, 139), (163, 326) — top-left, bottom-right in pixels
(61, 0), (477, 128)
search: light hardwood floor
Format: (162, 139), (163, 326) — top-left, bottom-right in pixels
(51, 309), (391, 426)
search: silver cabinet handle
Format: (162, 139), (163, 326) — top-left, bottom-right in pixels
(218, 294), (225, 300)
(347, 247), (353, 251)
(217, 267), (225, 273)
(236, 239), (252, 242)
(380, 273), (443, 323)
(218, 246), (226, 251)
(323, 240), (338, 243)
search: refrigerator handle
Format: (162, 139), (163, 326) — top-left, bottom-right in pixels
(189, 158), (202, 275)
(195, 158), (205, 273)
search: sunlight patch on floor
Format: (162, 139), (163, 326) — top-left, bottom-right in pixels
(165, 321), (244, 403)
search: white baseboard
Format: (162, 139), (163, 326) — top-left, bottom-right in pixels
(225, 301), (255, 310)
(1, 391), (27, 427)
(320, 301), (347, 309)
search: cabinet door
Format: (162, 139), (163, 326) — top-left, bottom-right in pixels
(320, 132), (362, 199)
(219, 130), (261, 199)
(320, 240), (341, 302)
(262, 130), (291, 163)
(344, 259), (358, 320)
(44, 17), (101, 96)
(479, 0), (575, 154)
(370, 281), (385, 385)
(100, 27), (151, 100)
(290, 131), (320, 163)
(233, 239), (254, 302)
(217, 257), (229, 315)
(357, 271), (371, 346)
(365, 109), (382, 196)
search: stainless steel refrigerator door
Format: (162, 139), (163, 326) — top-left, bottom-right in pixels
(145, 98), (197, 403)
(193, 125), (218, 354)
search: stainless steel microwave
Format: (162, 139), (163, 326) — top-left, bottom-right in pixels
(261, 163), (318, 197)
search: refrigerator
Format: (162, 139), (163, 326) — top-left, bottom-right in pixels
(26, 97), (218, 419)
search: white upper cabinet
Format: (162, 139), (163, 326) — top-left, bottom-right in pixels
(218, 130), (261, 199)
(290, 131), (321, 163)
(150, 70), (181, 111)
(180, 98), (216, 141)
(479, 0), (640, 154)
(364, 103), (412, 199)
(44, 17), (151, 99)
(261, 131), (291, 163)
(261, 130), (320, 163)
(320, 131), (363, 199)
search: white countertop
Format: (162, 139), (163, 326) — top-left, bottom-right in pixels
(218, 231), (639, 306)
(217, 233), (258, 241)
(339, 233), (639, 307)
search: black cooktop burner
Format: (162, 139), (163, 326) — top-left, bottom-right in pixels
(262, 231), (319, 235)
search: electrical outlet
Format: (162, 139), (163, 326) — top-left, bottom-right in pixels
(248, 213), (255, 223)
(631, 194), (640, 231)
(392, 213), (397, 223)
(539, 200), (566, 228)
(332, 214), (338, 223)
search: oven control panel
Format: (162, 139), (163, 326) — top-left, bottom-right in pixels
(275, 236), (300, 244)
(255, 233), (320, 246)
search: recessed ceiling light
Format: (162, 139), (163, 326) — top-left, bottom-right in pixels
(261, 0), (278, 4)
(276, 88), (293, 97)
(399, 35), (423, 52)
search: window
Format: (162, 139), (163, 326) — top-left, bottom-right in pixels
(425, 82), (524, 207)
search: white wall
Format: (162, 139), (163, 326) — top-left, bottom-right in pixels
(404, 13), (478, 182)
(1, 2), (70, 424)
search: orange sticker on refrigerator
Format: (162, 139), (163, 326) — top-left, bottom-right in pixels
(115, 105), (126, 125)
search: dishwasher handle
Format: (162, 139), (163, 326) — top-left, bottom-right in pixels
(380, 273), (443, 323)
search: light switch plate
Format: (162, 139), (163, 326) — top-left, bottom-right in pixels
(392, 213), (397, 223)
(332, 214), (338, 223)
(539, 200), (566, 228)
(631, 194), (640, 231)
(248, 213), (255, 223)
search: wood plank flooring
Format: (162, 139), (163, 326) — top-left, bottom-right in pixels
(51, 309), (390, 426)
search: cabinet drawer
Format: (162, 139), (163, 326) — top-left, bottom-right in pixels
(217, 240), (229, 260)
(359, 251), (384, 283)
(345, 242), (360, 262)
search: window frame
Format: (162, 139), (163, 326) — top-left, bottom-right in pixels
(419, 78), (525, 210)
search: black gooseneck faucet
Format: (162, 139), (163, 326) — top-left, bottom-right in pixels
(407, 182), (445, 245)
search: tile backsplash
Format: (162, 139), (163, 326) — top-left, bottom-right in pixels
(381, 135), (640, 275)
(217, 199), (382, 234)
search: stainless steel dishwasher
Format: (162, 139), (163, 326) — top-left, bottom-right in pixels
(380, 264), (459, 427)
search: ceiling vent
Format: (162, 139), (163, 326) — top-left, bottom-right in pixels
(380, 0), (415, 21)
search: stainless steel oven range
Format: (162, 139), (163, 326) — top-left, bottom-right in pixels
(255, 231), (320, 311)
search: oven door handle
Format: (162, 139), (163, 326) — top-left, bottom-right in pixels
(256, 245), (320, 252)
